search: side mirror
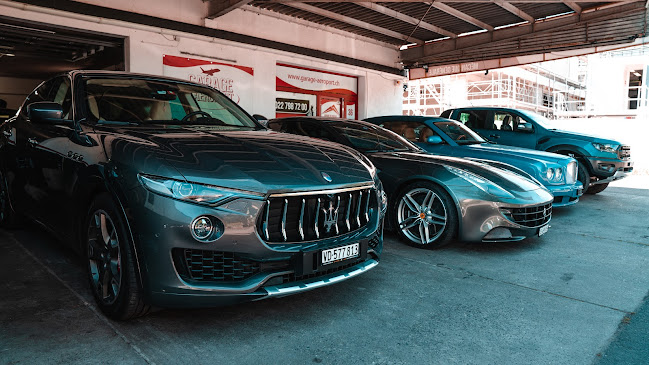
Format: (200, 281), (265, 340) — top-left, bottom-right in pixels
(252, 114), (269, 127)
(517, 123), (534, 133)
(426, 135), (443, 144)
(28, 102), (72, 126)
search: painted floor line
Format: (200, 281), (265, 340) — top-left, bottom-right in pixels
(8, 233), (156, 365)
(390, 251), (633, 315)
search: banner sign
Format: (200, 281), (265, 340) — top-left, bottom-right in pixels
(276, 98), (310, 114)
(163, 55), (254, 111)
(276, 64), (357, 96)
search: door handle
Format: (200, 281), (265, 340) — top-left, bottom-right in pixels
(2, 130), (11, 137)
(27, 137), (39, 146)
(489, 134), (500, 139)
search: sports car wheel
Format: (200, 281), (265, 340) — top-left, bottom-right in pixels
(86, 194), (149, 320)
(394, 182), (457, 249)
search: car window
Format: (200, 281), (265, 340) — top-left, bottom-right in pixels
(329, 122), (419, 153)
(50, 77), (72, 119)
(276, 121), (338, 142)
(514, 116), (534, 133)
(379, 121), (438, 143)
(82, 77), (258, 129)
(21, 78), (57, 117)
(493, 112), (517, 131)
(433, 121), (484, 144)
(457, 110), (487, 130)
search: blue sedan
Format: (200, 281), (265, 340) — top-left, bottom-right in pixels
(365, 116), (583, 207)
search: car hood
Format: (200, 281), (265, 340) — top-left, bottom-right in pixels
(372, 151), (544, 193)
(462, 143), (572, 166)
(548, 129), (621, 145)
(95, 125), (374, 194)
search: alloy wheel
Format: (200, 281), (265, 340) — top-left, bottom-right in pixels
(397, 187), (448, 245)
(87, 210), (122, 305)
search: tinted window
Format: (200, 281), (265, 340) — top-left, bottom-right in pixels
(83, 78), (257, 129)
(433, 121), (484, 144)
(272, 121), (338, 142)
(328, 122), (419, 153)
(21, 78), (56, 116)
(380, 121), (439, 143)
(494, 112), (534, 133)
(456, 110), (488, 130)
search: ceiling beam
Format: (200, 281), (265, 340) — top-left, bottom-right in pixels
(256, 0), (636, 3)
(562, 1), (583, 13)
(493, 0), (536, 23)
(355, 2), (457, 38)
(401, 0), (646, 63)
(428, 1), (494, 31)
(206, 0), (254, 18)
(282, 2), (425, 43)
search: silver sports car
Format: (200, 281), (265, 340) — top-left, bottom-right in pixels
(268, 117), (554, 248)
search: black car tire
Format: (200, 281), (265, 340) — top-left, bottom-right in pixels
(0, 170), (19, 228)
(85, 193), (150, 320)
(585, 182), (609, 195)
(577, 161), (591, 194)
(393, 181), (457, 249)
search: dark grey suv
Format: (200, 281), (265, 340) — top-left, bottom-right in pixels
(0, 71), (385, 319)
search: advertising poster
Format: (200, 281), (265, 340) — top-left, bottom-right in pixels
(163, 55), (254, 112)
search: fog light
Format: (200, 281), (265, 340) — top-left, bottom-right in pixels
(191, 216), (214, 241)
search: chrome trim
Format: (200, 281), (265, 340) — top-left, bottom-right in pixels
(261, 259), (379, 298)
(263, 200), (270, 241)
(314, 198), (321, 239)
(356, 191), (363, 227)
(345, 193), (352, 231)
(334, 195), (341, 235)
(281, 198), (288, 241)
(269, 184), (375, 198)
(298, 198), (305, 241)
(363, 189), (370, 223)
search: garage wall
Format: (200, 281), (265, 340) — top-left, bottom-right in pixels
(0, 1), (404, 119)
(0, 77), (42, 109)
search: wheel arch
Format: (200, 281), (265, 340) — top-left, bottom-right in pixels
(72, 167), (145, 291)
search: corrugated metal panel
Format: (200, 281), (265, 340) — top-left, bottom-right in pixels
(447, 3), (523, 27)
(312, 2), (442, 41)
(251, 3), (404, 44)
(378, 2), (481, 34)
(579, 2), (613, 10)
(418, 10), (646, 65)
(510, 3), (573, 19)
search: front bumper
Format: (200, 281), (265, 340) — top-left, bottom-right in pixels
(126, 185), (383, 308)
(455, 189), (554, 243)
(587, 157), (634, 181)
(546, 182), (583, 207)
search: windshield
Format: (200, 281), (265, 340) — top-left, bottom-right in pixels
(518, 110), (557, 129)
(433, 121), (484, 144)
(82, 77), (258, 129)
(329, 122), (420, 153)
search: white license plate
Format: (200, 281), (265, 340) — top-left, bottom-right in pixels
(321, 243), (359, 266)
(538, 224), (549, 237)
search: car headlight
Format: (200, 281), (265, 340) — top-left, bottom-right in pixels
(565, 161), (577, 184)
(445, 166), (514, 199)
(592, 143), (619, 153)
(138, 174), (262, 205)
(543, 167), (564, 183)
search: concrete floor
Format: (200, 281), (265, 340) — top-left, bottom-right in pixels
(1, 176), (648, 365)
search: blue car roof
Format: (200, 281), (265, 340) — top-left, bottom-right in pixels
(364, 115), (448, 123)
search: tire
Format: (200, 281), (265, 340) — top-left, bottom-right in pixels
(85, 193), (150, 320)
(585, 182), (609, 195)
(0, 170), (19, 229)
(577, 161), (591, 194)
(393, 181), (458, 249)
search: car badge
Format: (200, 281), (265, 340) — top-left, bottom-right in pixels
(322, 201), (339, 233)
(321, 172), (333, 183)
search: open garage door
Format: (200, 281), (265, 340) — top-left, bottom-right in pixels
(0, 16), (124, 110)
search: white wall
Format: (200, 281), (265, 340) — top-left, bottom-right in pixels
(0, 77), (42, 109)
(586, 56), (648, 115)
(0, 2), (404, 119)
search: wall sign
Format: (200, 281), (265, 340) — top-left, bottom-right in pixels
(163, 55), (255, 112)
(276, 98), (310, 114)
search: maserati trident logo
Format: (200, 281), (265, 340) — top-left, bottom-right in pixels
(322, 201), (339, 233)
(321, 172), (333, 183)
